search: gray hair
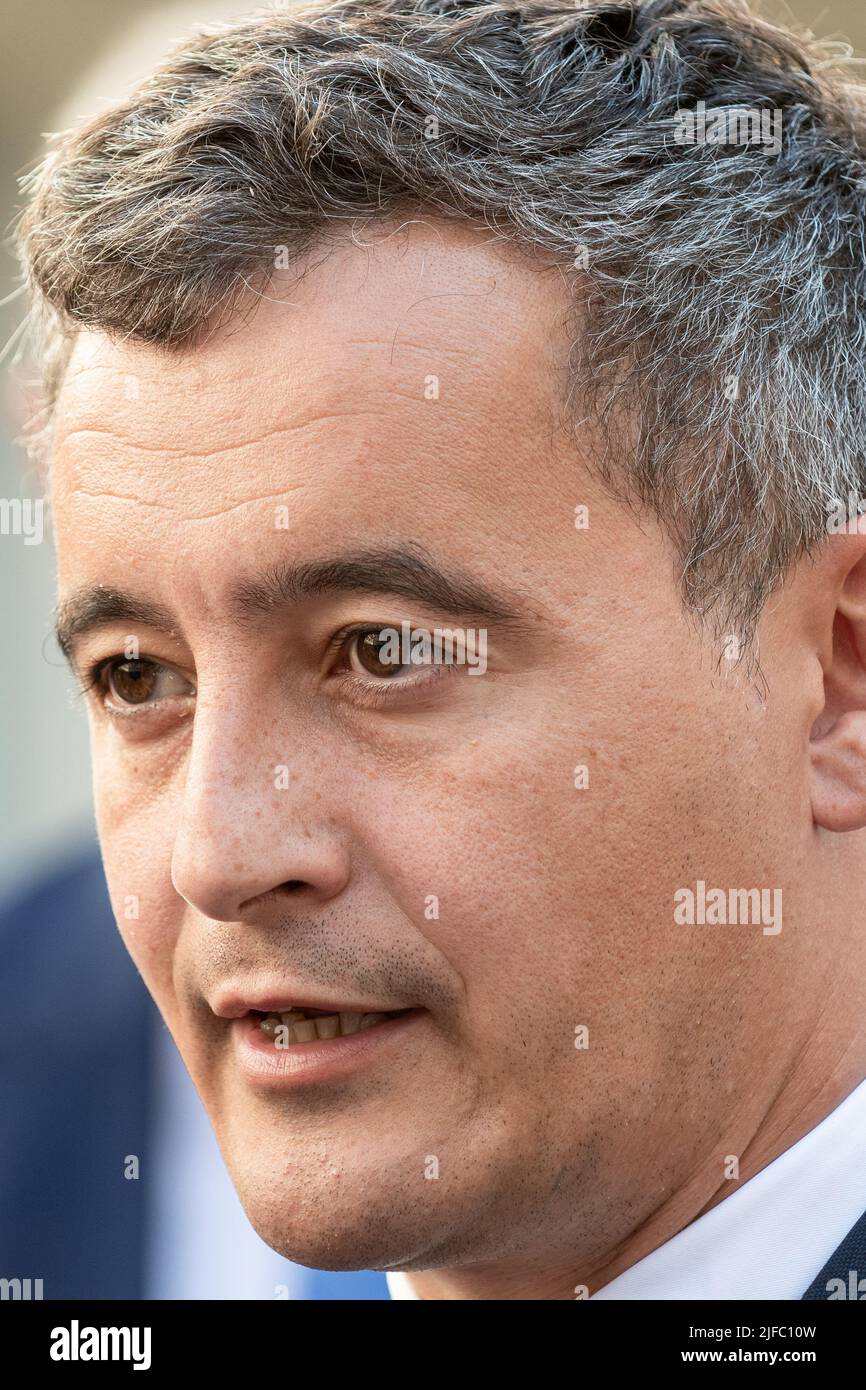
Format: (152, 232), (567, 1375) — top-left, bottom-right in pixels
(14, 0), (866, 648)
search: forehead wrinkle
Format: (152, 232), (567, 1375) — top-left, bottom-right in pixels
(57, 392), (447, 450)
(52, 395), (451, 484)
(64, 482), (305, 523)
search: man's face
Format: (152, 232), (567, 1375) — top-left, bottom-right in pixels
(51, 221), (807, 1278)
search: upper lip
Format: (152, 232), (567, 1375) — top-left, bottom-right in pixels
(211, 987), (410, 1019)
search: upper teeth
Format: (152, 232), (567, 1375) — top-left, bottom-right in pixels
(259, 1011), (389, 1044)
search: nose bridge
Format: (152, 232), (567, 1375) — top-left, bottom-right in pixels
(170, 687), (349, 921)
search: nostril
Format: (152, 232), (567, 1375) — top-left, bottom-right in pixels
(281, 880), (306, 894)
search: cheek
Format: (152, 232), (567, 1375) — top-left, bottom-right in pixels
(352, 713), (599, 1021)
(91, 735), (183, 1008)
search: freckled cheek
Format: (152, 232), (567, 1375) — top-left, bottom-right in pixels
(366, 743), (590, 1007)
(360, 768), (527, 962)
(91, 747), (184, 1006)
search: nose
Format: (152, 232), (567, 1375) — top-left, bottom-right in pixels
(170, 699), (351, 922)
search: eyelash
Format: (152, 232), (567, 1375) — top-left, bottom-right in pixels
(79, 623), (456, 720)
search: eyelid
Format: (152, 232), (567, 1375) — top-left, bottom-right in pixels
(325, 618), (472, 663)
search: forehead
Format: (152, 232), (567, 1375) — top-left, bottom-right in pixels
(50, 221), (573, 607)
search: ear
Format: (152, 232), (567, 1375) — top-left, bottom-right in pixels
(810, 524), (866, 832)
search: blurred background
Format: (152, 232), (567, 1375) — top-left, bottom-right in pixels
(0, 0), (864, 1300)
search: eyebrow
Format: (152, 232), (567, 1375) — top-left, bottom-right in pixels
(54, 544), (524, 661)
(55, 589), (178, 661)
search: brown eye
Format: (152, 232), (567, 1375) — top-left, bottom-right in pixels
(102, 658), (193, 709)
(349, 630), (412, 679)
(107, 659), (159, 704)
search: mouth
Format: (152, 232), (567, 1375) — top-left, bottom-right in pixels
(250, 1005), (413, 1045)
(224, 1000), (424, 1088)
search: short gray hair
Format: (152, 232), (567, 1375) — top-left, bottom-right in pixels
(15, 0), (866, 647)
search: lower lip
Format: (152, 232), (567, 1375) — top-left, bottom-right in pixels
(230, 1010), (423, 1088)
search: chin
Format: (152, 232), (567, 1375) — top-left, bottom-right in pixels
(223, 1158), (443, 1272)
(241, 1197), (432, 1272)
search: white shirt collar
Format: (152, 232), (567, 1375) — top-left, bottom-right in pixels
(387, 1076), (866, 1300)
